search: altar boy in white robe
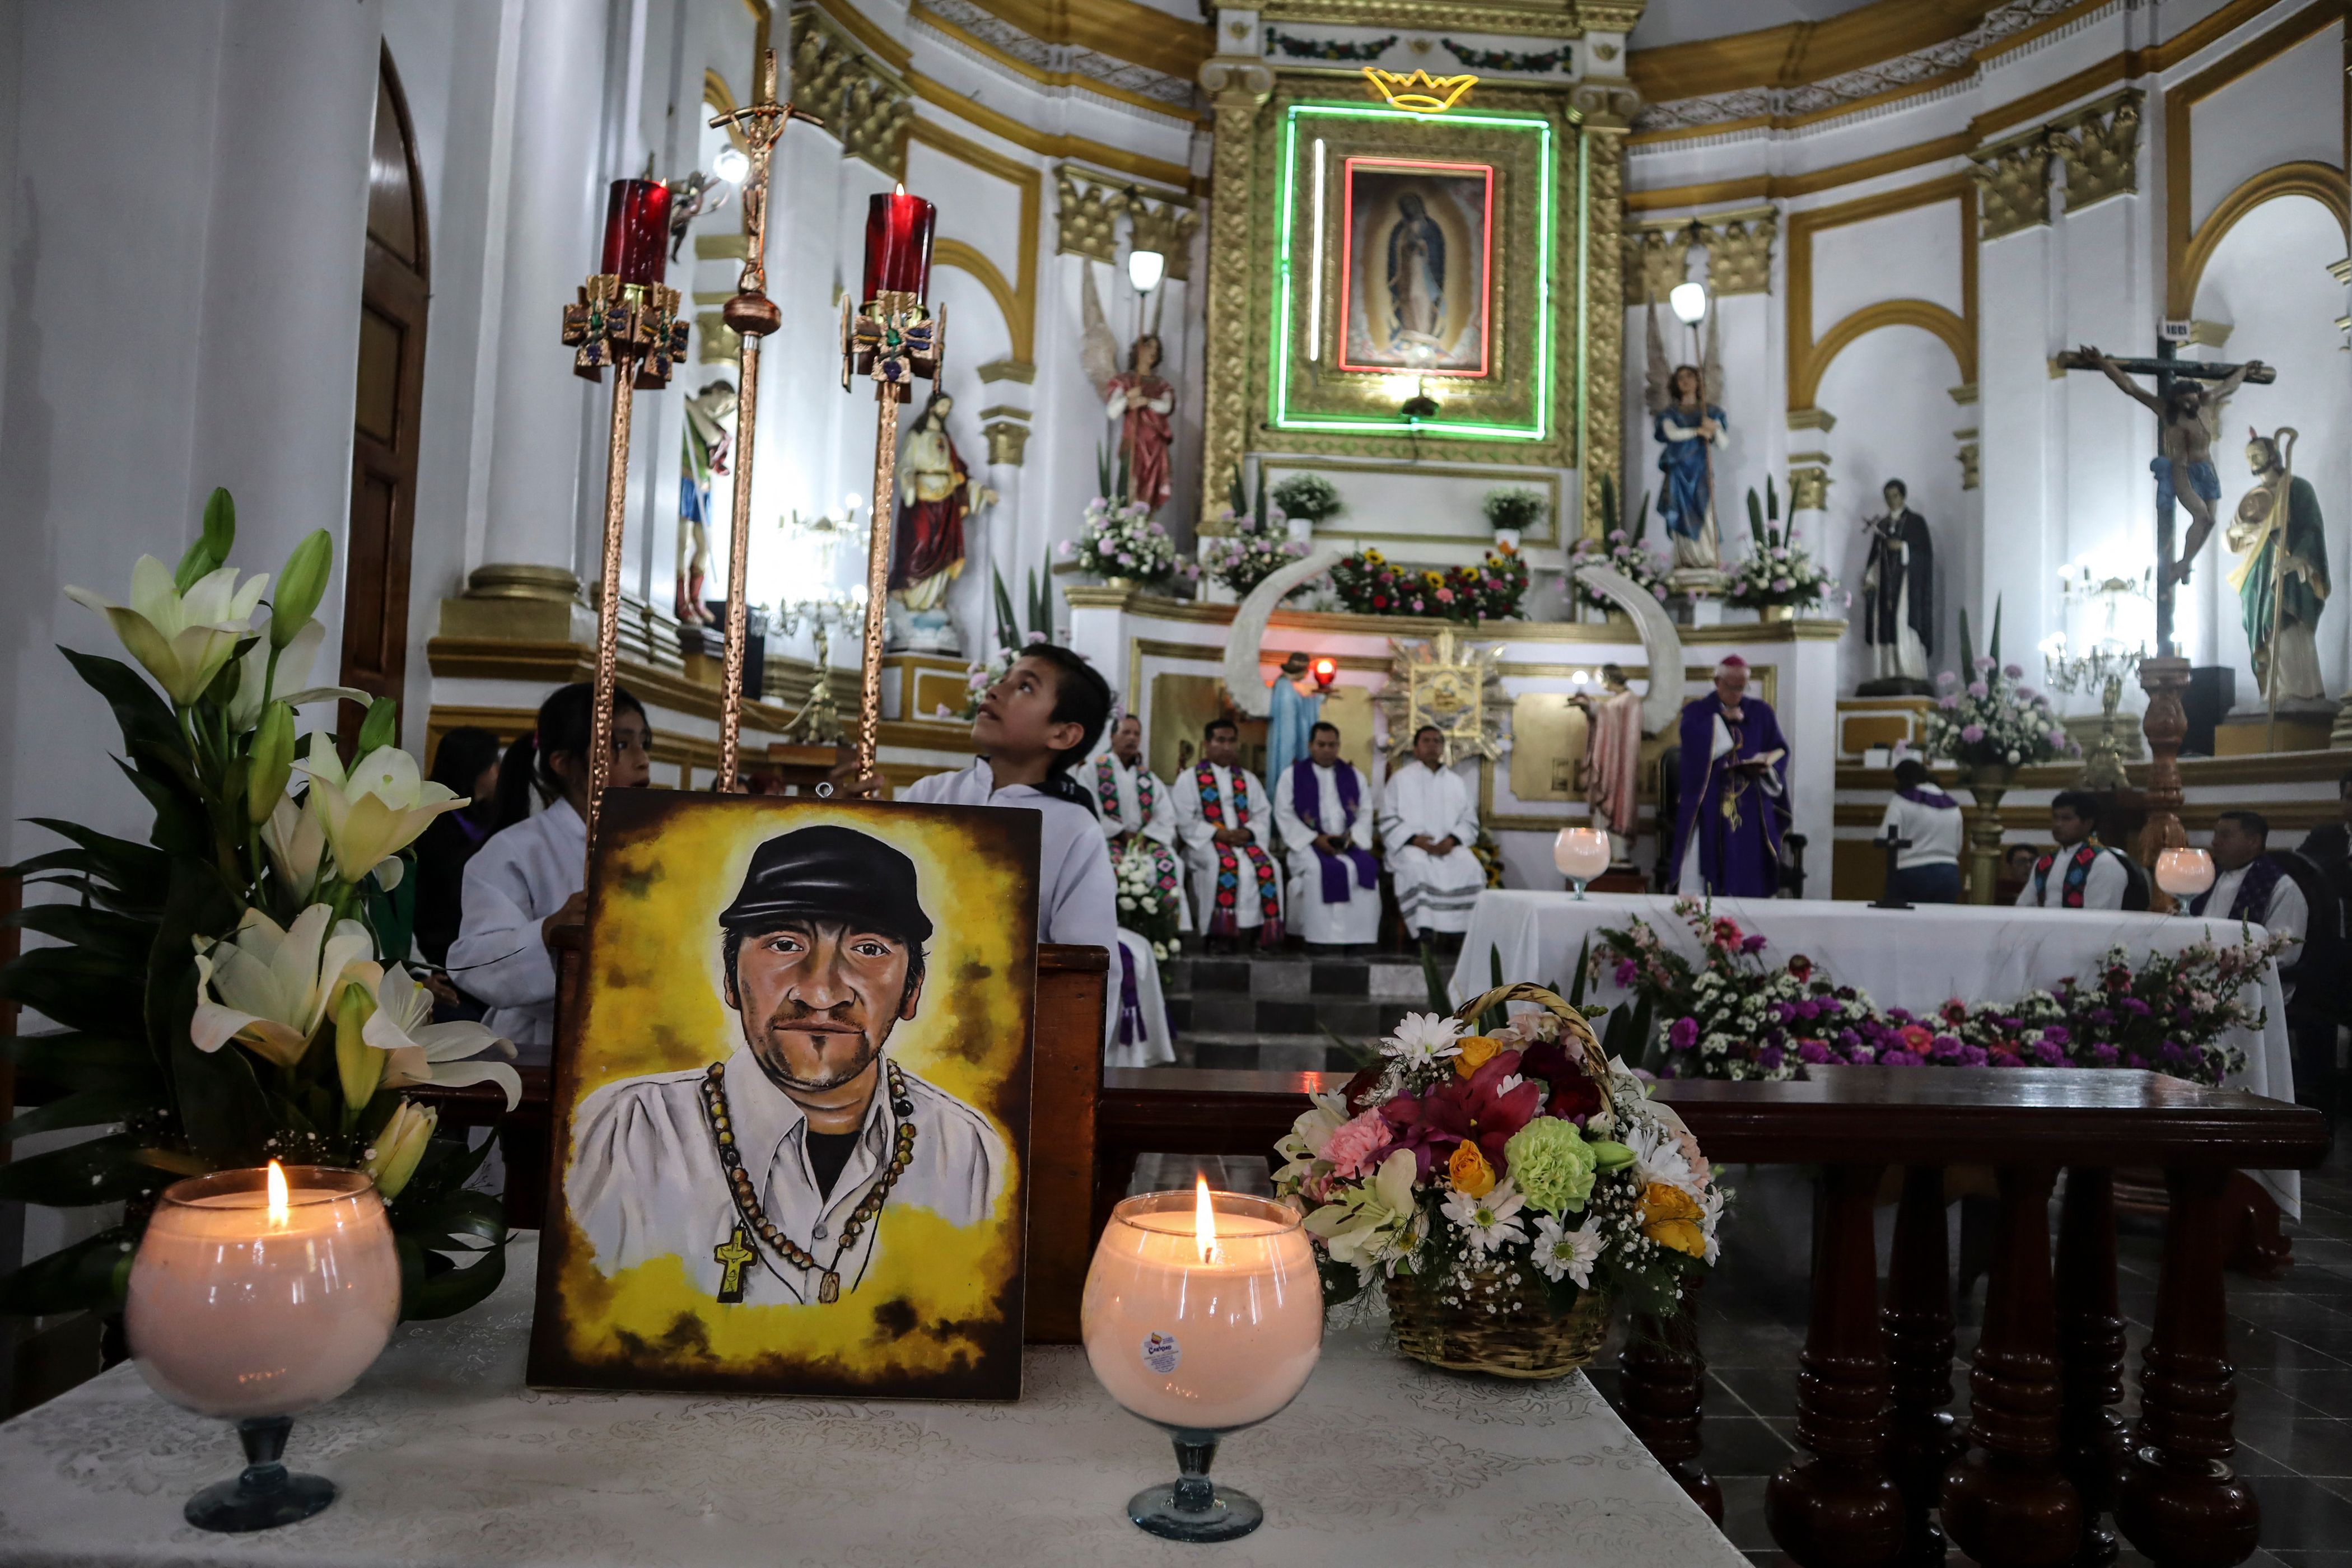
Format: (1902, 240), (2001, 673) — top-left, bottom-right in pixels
(1276, 722), (1382, 950)
(1379, 724), (1486, 941)
(1170, 717), (1285, 950)
(1082, 713), (1189, 928)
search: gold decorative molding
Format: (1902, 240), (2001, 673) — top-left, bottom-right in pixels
(1195, 54), (1274, 531)
(1704, 211), (1775, 295)
(2050, 88), (2141, 212)
(2177, 161), (2351, 320)
(1970, 125), (2054, 239)
(908, 118), (1040, 363)
(906, 68), (1196, 190)
(1788, 465), (1831, 512)
(1623, 226), (1689, 305)
(1053, 166), (1127, 262)
(1130, 198), (1200, 281)
(1956, 436), (1980, 491)
(906, 1), (1200, 124)
(694, 232), (750, 261)
(1788, 407), (1836, 432)
(978, 357), (1037, 383)
(1786, 173), (1976, 414)
(1576, 81), (1635, 545)
(953, 0), (1210, 84)
(1259, 0), (1606, 40)
(1060, 587), (1846, 643)
(791, 7), (912, 178)
(983, 418), (1032, 466)
(696, 310), (742, 363)
(1948, 382), (1977, 405)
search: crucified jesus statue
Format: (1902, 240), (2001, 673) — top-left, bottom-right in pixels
(2074, 343), (2267, 585)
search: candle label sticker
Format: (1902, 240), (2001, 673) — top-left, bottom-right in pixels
(1140, 1331), (1182, 1375)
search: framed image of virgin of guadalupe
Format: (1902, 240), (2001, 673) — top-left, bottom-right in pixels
(528, 791), (1040, 1401)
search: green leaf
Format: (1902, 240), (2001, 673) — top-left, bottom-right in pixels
(355, 697), (399, 755)
(991, 568), (1021, 655)
(270, 530), (333, 650)
(59, 646), (184, 760)
(1635, 488), (1650, 542)
(200, 487), (237, 566)
(1746, 488), (1766, 547)
(1767, 475), (1780, 522)
(3, 1033), (166, 1096)
(1958, 608), (1977, 683)
(0, 948), (147, 1037)
(114, 756), (210, 860)
(0, 1226), (136, 1315)
(1028, 570), (1051, 643)
(151, 862), (266, 1160)
(1598, 475), (1618, 536)
(7, 902), (153, 962)
(1989, 595), (2004, 666)
(0, 1133), (156, 1205)
(1420, 940), (1449, 1014)
(1567, 934), (1591, 1010)
(396, 1233), (509, 1321)
(1228, 460), (1247, 516)
(2, 1087), (158, 1144)
(12, 819), (171, 902)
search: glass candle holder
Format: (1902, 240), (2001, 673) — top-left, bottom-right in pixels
(1554, 826), (1611, 899)
(2155, 846), (2216, 912)
(1081, 1184), (1322, 1542)
(127, 1164), (400, 1533)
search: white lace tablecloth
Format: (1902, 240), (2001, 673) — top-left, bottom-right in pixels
(1452, 890), (2300, 1215)
(0, 1238), (1739, 1568)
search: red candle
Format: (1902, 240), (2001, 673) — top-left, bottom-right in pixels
(600, 179), (673, 287)
(862, 186), (936, 302)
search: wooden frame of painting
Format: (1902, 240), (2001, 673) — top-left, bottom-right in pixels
(528, 790), (1040, 1401)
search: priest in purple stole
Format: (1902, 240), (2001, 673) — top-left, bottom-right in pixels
(1275, 722), (1382, 948)
(1670, 656), (1790, 897)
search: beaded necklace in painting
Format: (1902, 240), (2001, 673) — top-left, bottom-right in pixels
(699, 1057), (917, 1305)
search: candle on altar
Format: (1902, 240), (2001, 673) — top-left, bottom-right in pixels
(1555, 826), (1611, 883)
(600, 178), (674, 287)
(1082, 1180), (1322, 1431)
(862, 184), (936, 302)
(128, 1163), (400, 1420)
(2155, 846), (2216, 904)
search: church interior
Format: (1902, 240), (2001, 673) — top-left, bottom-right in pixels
(3, 0), (2352, 1561)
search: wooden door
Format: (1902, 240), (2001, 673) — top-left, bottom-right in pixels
(341, 46), (430, 720)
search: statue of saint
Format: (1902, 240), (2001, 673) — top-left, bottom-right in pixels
(1574, 663), (1644, 857)
(675, 381), (735, 627)
(889, 391), (993, 654)
(1645, 302), (1728, 573)
(1103, 333), (1175, 515)
(1860, 478), (1935, 694)
(2075, 343), (2267, 585)
(2227, 426), (2331, 706)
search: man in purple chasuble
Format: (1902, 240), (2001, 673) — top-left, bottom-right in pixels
(1669, 656), (1790, 897)
(1275, 722), (1381, 948)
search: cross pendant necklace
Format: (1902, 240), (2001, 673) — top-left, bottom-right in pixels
(713, 1226), (757, 1304)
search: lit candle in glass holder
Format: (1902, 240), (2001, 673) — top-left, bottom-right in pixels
(1555, 825), (1611, 899)
(2155, 846), (2216, 913)
(1082, 1179), (1322, 1542)
(128, 1163), (400, 1533)
(862, 184), (936, 303)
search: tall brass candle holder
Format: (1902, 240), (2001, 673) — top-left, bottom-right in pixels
(838, 280), (944, 780)
(560, 251), (687, 844)
(708, 53), (820, 789)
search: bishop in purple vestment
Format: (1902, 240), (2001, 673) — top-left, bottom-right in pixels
(1670, 656), (1790, 897)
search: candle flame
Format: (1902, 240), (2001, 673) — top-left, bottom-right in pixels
(265, 1160), (289, 1226)
(894, 181), (906, 197)
(1193, 1175), (1218, 1263)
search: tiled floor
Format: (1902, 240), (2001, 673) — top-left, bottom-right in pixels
(1139, 1128), (2352, 1566)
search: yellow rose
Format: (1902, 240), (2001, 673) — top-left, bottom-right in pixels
(1453, 1035), (1504, 1077)
(1638, 1182), (1707, 1256)
(1448, 1141), (1496, 1198)
(1644, 1218), (1709, 1257)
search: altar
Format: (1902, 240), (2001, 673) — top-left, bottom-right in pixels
(0, 1239), (1740, 1568)
(1451, 891), (2302, 1212)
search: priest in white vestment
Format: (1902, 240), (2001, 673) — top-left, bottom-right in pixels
(1082, 713), (1189, 927)
(1379, 724), (1486, 939)
(1169, 718), (1285, 948)
(1275, 722), (1381, 949)
(2016, 791), (2129, 911)
(2188, 810), (2308, 971)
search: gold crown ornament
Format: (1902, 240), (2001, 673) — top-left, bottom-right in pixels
(1361, 66), (1477, 114)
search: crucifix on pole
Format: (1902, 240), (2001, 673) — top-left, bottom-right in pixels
(2052, 329), (2275, 885)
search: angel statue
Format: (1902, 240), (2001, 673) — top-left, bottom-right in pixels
(1646, 301), (1729, 572)
(2227, 426), (2330, 706)
(1080, 266), (1177, 514)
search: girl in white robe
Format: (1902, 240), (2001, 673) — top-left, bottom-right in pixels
(446, 683), (651, 1061)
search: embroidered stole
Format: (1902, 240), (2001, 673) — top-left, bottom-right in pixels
(1194, 763), (1283, 937)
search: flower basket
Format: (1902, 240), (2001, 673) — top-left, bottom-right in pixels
(1385, 1260), (1613, 1379)
(1276, 981), (1719, 1382)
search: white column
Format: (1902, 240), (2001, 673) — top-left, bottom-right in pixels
(479, 0), (612, 578)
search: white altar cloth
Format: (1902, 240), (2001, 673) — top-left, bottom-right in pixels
(1452, 892), (2299, 1215)
(0, 1238), (1740, 1568)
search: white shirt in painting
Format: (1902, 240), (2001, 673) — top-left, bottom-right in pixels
(2195, 862), (2308, 970)
(1876, 791), (1963, 870)
(1274, 760), (1380, 946)
(446, 797), (585, 1058)
(568, 1046), (1006, 1305)
(2015, 844), (2128, 911)
(1169, 761), (1282, 933)
(1378, 759), (1486, 934)
(902, 759), (1123, 1038)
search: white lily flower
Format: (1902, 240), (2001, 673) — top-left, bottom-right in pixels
(301, 732), (468, 876)
(361, 965), (520, 1108)
(191, 905), (378, 1068)
(262, 794), (326, 897)
(223, 618), (371, 730)
(66, 556), (269, 705)
(365, 1100), (438, 1201)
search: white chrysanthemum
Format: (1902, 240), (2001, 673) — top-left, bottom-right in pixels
(1532, 1215), (1605, 1286)
(1381, 1010), (1466, 1067)
(1440, 1180), (1527, 1254)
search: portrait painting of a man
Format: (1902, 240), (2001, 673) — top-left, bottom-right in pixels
(1340, 158), (1493, 377)
(531, 794), (1039, 1401)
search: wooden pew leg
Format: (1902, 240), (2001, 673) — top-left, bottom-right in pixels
(2117, 1168), (2258, 1568)
(1767, 1162), (1906, 1568)
(1883, 1165), (1959, 1566)
(2057, 1169), (2126, 1568)
(1942, 1164), (2081, 1568)
(1620, 1275), (1723, 1524)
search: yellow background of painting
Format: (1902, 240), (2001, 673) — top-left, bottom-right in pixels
(551, 796), (1038, 1383)
(1346, 165), (1487, 374)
